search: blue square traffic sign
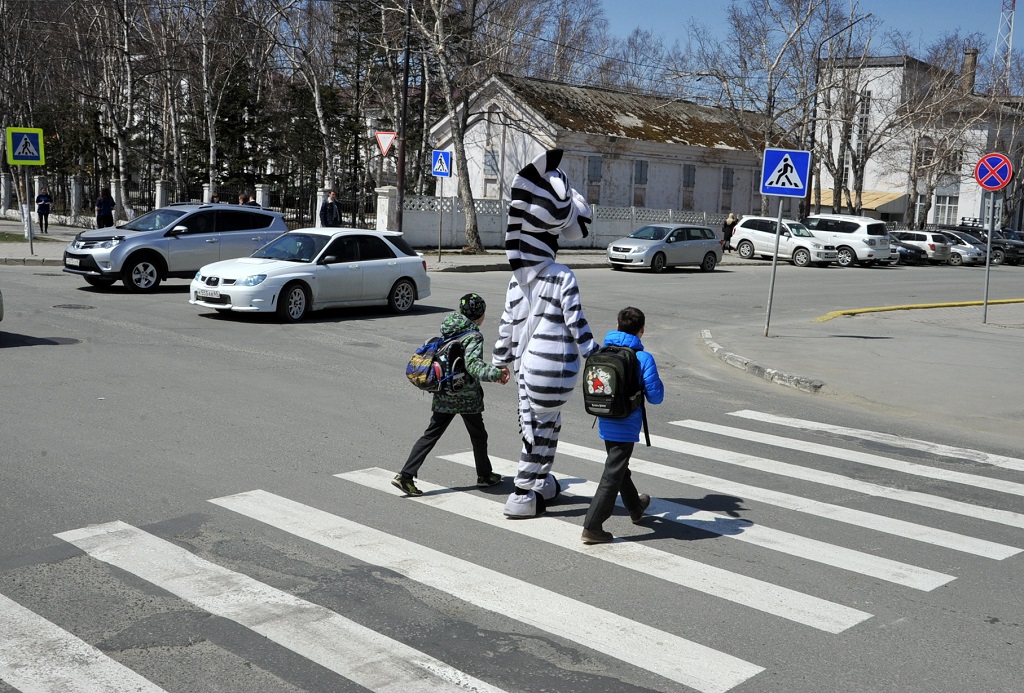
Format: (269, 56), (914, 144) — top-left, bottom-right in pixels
(431, 150), (451, 178)
(761, 148), (810, 198)
(6, 127), (45, 166)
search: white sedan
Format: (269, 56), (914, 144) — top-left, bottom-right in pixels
(190, 228), (431, 321)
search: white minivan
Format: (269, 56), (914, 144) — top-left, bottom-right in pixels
(801, 214), (890, 267)
(731, 216), (837, 267)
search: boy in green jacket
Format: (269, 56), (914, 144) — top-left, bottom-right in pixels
(393, 293), (510, 496)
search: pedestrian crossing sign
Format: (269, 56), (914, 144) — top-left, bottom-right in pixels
(431, 150), (451, 178)
(761, 148), (810, 198)
(5, 127), (45, 166)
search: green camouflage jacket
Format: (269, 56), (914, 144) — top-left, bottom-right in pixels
(432, 312), (503, 414)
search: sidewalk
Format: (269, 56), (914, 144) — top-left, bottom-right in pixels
(3, 217), (1021, 435)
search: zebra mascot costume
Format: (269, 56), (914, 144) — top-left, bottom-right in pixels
(493, 149), (599, 518)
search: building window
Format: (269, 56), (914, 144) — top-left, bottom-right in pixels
(633, 160), (648, 206)
(587, 156), (602, 182)
(722, 167), (734, 191)
(934, 195), (959, 225)
(682, 164), (695, 188)
(855, 90), (871, 159)
(484, 149), (499, 176)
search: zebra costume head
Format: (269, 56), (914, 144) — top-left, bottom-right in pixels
(505, 149), (591, 285)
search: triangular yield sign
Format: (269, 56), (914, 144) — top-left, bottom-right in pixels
(376, 131), (397, 157)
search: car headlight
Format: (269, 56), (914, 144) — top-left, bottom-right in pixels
(235, 274), (267, 287)
(194, 271), (203, 281)
(98, 238), (122, 249)
(810, 243), (823, 249)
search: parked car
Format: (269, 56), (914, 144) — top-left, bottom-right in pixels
(887, 236), (927, 265)
(941, 223), (1022, 265)
(63, 203), (289, 292)
(891, 230), (952, 264)
(190, 228), (431, 321)
(942, 229), (993, 262)
(938, 232), (985, 266)
(606, 224), (722, 273)
(731, 216), (837, 267)
(801, 214), (890, 267)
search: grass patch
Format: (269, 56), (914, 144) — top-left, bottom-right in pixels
(0, 232), (63, 243)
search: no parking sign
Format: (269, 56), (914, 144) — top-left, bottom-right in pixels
(974, 152), (1013, 191)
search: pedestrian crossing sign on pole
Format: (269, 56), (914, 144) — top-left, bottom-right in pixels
(5, 127), (45, 166)
(760, 148), (810, 198)
(431, 150), (451, 178)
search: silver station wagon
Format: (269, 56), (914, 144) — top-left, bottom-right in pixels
(607, 224), (723, 273)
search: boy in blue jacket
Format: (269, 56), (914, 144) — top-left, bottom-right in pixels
(582, 307), (665, 544)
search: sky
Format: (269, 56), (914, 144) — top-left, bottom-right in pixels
(599, 0), (1006, 54)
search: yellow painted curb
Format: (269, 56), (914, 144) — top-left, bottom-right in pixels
(814, 298), (1024, 322)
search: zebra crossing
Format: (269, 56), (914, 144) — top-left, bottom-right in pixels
(1, 410), (1022, 693)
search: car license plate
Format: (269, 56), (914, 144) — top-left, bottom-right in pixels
(66, 257), (80, 266)
(196, 289), (220, 299)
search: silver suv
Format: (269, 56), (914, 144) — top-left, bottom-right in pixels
(63, 204), (288, 292)
(801, 214), (890, 267)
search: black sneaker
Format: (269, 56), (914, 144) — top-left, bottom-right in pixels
(630, 494), (651, 524)
(581, 528), (614, 544)
(391, 475), (423, 497)
(476, 472), (503, 487)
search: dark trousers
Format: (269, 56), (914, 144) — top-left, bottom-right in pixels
(401, 411), (492, 479)
(583, 440), (639, 530)
(37, 212), (48, 233)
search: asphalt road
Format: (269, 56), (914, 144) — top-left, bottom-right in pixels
(1, 263), (1022, 693)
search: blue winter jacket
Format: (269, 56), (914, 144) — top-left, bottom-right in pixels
(597, 330), (665, 442)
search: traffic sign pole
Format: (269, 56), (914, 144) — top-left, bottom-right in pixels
(974, 152), (1013, 324)
(760, 148), (811, 336)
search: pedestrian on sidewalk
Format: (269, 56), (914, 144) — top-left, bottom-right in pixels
(319, 190), (341, 227)
(393, 293), (511, 497)
(722, 213), (738, 253)
(581, 306), (665, 544)
(95, 188), (115, 229)
(35, 187), (52, 234)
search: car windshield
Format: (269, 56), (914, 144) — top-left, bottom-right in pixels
(252, 233), (329, 262)
(787, 223), (813, 237)
(628, 226), (667, 241)
(120, 208), (188, 232)
(956, 233), (982, 244)
(1002, 230), (1022, 240)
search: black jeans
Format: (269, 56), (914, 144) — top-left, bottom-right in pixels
(401, 411), (492, 479)
(583, 440), (639, 530)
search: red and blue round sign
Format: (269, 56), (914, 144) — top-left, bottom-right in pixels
(975, 152), (1013, 191)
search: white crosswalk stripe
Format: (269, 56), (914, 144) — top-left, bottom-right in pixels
(728, 410), (1024, 472)
(673, 419), (1024, 498)
(649, 433), (1024, 529)
(556, 442), (1019, 559)
(438, 452), (955, 591)
(210, 489), (764, 693)
(0, 591), (168, 693)
(55, 521), (506, 693)
(5, 410), (1022, 693)
(337, 467), (872, 632)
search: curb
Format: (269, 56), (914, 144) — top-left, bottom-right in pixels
(700, 329), (825, 394)
(0, 257), (64, 267)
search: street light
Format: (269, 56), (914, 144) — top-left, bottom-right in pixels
(803, 13), (873, 217)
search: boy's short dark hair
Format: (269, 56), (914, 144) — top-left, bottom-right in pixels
(617, 306), (645, 335)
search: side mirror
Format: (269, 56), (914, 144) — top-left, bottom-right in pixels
(321, 255), (338, 264)
(168, 225), (188, 236)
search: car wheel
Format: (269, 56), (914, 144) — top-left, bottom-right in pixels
(388, 278), (416, 313)
(699, 252), (717, 272)
(836, 247), (855, 267)
(792, 248), (811, 267)
(277, 282), (309, 322)
(993, 249), (1006, 265)
(650, 252), (667, 273)
(736, 241), (755, 259)
(122, 256), (162, 292)
(949, 253), (963, 266)
(84, 276), (117, 288)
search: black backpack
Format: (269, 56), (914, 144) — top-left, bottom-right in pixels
(582, 345), (651, 445)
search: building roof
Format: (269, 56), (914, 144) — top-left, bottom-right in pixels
(492, 73), (769, 151)
(817, 190), (907, 213)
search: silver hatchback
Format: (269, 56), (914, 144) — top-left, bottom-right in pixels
(892, 231), (952, 264)
(607, 224), (722, 273)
